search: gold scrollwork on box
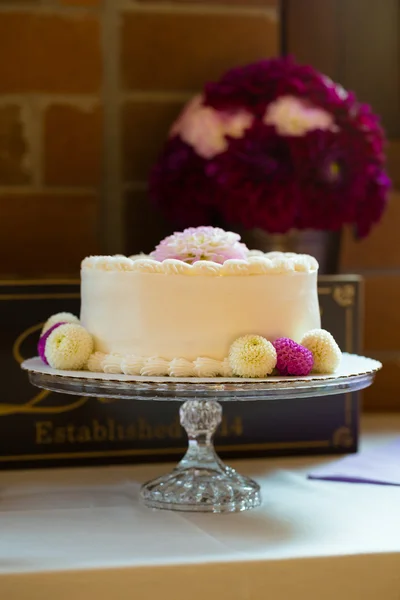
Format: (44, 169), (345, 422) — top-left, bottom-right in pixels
(333, 284), (355, 308)
(332, 426), (354, 448)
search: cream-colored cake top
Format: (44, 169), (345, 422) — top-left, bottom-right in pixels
(81, 251), (318, 276)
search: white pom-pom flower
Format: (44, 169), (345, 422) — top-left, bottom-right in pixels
(42, 312), (79, 335)
(229, 335), (277, 378)
(45, 324), (94, 370)
(300, 329), (342, 374)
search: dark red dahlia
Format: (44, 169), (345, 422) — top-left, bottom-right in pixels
(290, 115), (390, 235)
(207, 124), (301, 233)
(204, 57), (333, 117)
(149, 137), (217, 227)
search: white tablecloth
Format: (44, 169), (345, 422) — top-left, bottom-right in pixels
(1, 414), (400, 600)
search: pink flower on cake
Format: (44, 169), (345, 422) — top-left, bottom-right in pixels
(273, 337), (314, 376)
(264, 96), (336, 137)
(170, 94), (253, 159)
(151, 226), (248, 265)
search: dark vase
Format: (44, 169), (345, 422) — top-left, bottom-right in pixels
(238, 229), (342, 275)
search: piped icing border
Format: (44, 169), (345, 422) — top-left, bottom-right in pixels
(81, 251), (318, 276)
(87, 352), (233, 377)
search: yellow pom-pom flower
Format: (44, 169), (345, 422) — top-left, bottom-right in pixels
(45, 324), (94, 370)
(229, 335), (277, 378)
(300, 329), (342, 374)
(42, 312), (79, 335)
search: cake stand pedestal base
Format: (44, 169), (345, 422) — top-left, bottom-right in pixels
(140, 399), (261, 513)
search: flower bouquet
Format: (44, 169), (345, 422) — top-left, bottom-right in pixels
(149, 57), (391, 269)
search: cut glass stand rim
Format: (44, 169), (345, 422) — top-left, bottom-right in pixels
(22, 353), (382, 401)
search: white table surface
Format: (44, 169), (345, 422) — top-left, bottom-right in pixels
(1, 413), (400, 600)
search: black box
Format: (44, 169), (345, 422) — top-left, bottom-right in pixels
(0, 276), (362, 469)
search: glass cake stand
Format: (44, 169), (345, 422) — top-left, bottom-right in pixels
(22, 355), (381, 514)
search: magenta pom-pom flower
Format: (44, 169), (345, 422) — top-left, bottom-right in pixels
(273, 337), (314, 376)
(150, 56), (390, 238)
(37, 322), (66, 364)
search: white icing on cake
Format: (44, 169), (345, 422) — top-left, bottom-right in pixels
(81, 252), (318, 276)
(84, 353), (234, 377)
(87, 351), (106, 372)
(193, 357), (226, 377)
(80, 251), (321, 364)
(102, 354), (123, 374)
(140, 357), (170, 377)
(121, 355), (146, 376)
(168, 358), (196, 377)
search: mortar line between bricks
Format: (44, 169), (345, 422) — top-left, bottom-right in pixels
(27, 96), (43, 189)
(0, 5), (99, 15)
(124, 181), (148, 192)
(0, 95), (101, 107)
(121, 91), (194, 103)
(101, 0), (124, 253)
(0, 186), (96, 195)
(120, 2), (278, 19)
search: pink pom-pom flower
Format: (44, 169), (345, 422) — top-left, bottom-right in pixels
(37, 322), (66, 364)
(273, 337), (314, 376)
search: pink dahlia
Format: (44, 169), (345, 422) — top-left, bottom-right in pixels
(264, 96), (336, 136)
(170, 94), (253, 159)
(151, 226), (248, 264)
(273, 338), (314, 376)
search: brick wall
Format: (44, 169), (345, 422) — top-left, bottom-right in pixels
(0, 2), (103, 278)
(0, 0), (278, 278)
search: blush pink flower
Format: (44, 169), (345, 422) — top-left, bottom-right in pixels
(150, 226), (248, 264)
(264, 96), (336, 137)
(171, 94), (253, 159)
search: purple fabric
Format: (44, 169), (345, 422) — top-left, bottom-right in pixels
(308, 438), (400, 486)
